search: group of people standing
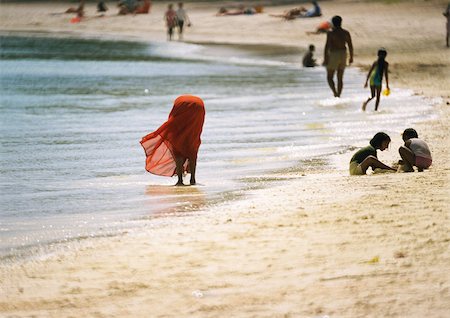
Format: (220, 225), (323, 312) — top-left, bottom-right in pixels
(164, 2), (191, 41)
(303, 15), (389, 111)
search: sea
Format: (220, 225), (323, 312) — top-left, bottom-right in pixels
(0, 34), (437, 259)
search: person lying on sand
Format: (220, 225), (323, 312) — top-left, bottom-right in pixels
(135, 0), (151, 14)
(306, 20), (332, 35)
(65, 0), (85, 17)
(216, 5), (261, 16)
(271, 1), (321, 20)
(303, 1), (322, 17)
(349, 132), (396, 175)
(118, 0), (137, 15)
(269, 7), (306, 20)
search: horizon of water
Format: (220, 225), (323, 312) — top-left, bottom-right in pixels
(0, 34), (437, 259)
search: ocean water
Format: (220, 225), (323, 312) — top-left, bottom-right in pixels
(0, 34), (435, 258)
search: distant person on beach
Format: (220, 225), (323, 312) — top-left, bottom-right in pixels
(303, 1), (322, 17)
(135, 0), (151, 14)
(302, 44), (317, 67)
(306, 20), (332, 35)
(66, 0), (85, 17)
(97, 1), (108, 13)
(269, 7), (306, 20)
(323, 15), (353, 97)
(349, 132), (396, 175)
(444, 4), (450, 47)
(118, 0), (137, 15)
(270, 1), (320, 20)
(176, 2), (191, 40)
(164, 4), (177, 41)
(362, 48), (390, 111)
(216, 5), (258, 16)
(398, 128), (432, 172)
(140, 95), (206, 186)
(67, 0), (85, 23)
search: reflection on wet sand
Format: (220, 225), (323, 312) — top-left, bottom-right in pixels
(144, 157), (332, 219)
(145, 185), (208, 217)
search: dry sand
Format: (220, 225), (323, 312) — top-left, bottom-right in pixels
(1, 1), (449, 317)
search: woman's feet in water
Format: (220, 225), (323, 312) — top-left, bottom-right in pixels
(174, 178), (196, 186)
(175, 176), (185, 186)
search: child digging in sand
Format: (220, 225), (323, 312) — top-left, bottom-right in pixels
(349, 132), (396, 175)
(398, 128), (432, 172)
(362, 48), (390, 111)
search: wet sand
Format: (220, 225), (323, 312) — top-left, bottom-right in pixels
(1, 1), (449, 317)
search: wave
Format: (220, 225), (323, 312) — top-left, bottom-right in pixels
(0, 34), (297, 67)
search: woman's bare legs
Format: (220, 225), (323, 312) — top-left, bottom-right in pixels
(175, 157), (185, 186)
(360, 155), (395, 173)
(175, 157), (198, 185)
(399, 146), (415, 172)
(189, 157), (197, 185)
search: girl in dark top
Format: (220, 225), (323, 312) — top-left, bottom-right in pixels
(349, 132), (396, 175)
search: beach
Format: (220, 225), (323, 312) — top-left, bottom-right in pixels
(1, 1), (449, 317)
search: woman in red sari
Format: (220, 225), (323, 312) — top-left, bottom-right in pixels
(140, 95), (205, 186)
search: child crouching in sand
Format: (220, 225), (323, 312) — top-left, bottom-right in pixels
(398, 128), (432, 172)
(349, 132), (396, 175)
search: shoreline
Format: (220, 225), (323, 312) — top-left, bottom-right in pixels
(1, 1), (449, 316)
(1, 1), (449, 97)
(0, 32), (438, 261)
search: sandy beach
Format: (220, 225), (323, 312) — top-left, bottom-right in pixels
(1, 1), (449, 317)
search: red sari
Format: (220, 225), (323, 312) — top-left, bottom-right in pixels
(140, 95), (205, 176)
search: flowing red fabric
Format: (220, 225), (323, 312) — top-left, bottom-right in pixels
(140, 95), (205, 176)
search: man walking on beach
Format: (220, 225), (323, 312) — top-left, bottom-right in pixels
(323, 15), (353, 97)
(176, 2), (191, 40)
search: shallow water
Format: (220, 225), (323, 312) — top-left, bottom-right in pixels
(0, 34), (436, 257)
